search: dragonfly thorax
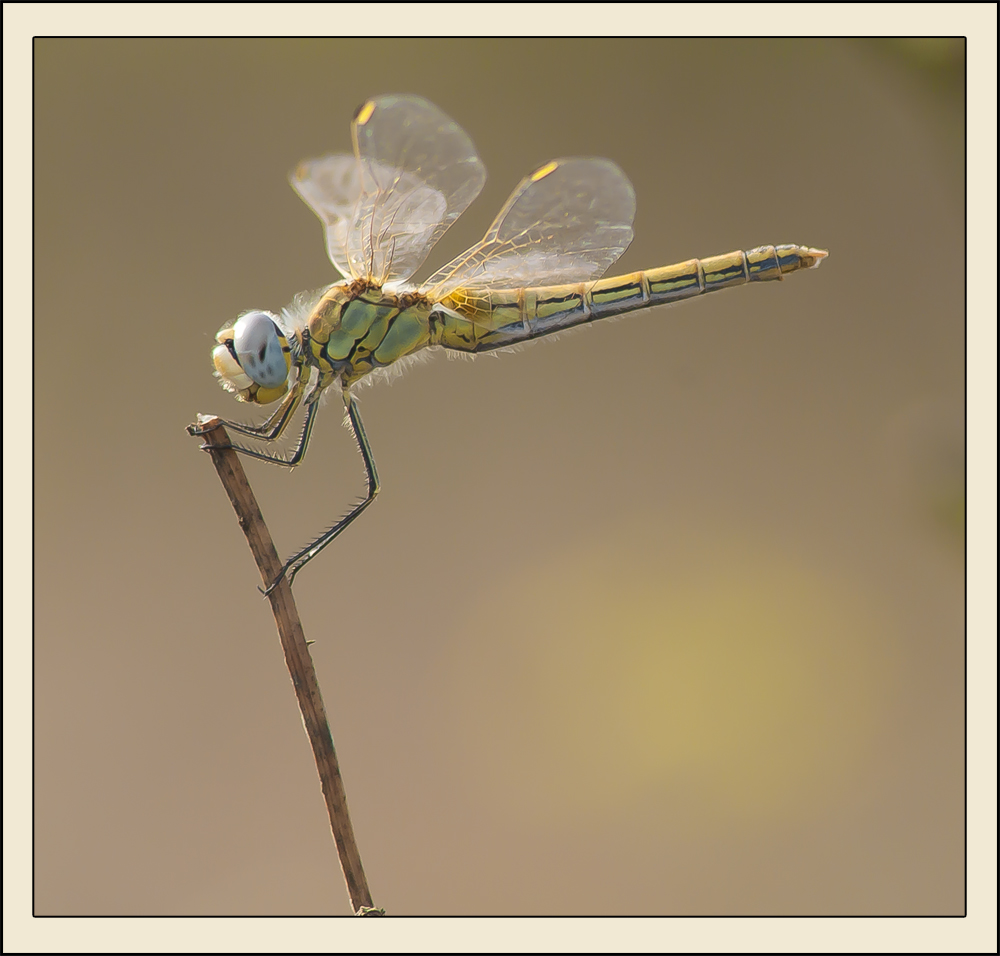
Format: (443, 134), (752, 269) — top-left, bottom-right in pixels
(298, 281), (435, 390)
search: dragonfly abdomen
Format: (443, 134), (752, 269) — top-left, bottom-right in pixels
(643, 244), (828, 304)
(444, 244), (826, 354)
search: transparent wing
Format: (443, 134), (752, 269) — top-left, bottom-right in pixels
(290, 154), (364, 280)
(421, 157), (635, 298)
(291, 95), (486, 285)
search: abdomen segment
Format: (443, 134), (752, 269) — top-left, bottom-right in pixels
(434, 244), (827, 354)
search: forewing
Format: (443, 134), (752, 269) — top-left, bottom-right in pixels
(349, 95), (486, 284)
(421, 158), (635, 297)
(290, 96), (485, 284)
(290, 154), (364, 280)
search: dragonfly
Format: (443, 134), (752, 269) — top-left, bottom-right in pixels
(205, 94), (827, 592)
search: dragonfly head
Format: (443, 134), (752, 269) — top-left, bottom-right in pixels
(212, 310), (292, 404)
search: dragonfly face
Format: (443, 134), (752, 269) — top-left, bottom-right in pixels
(207, 94), (827, 591)
(213, 310), (293, 405)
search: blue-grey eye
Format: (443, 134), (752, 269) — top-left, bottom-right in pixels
(232, 311), (288, 388)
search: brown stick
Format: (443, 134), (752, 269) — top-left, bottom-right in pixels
(188, 416), (380, 916)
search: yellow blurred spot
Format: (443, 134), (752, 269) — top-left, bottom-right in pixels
(448, 523), (892, 832)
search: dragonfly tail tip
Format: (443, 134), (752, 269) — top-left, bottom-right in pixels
(804, 247), (829, 269)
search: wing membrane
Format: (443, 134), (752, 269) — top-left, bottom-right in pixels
(422, 158), (635, 297)
(292, 95), (486, 285)
(290, 154), (364, 280)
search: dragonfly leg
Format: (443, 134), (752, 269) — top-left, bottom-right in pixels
(223, 400), (319, 467)
(190, 377), (305, 444)
(196, 380), (321, 467)
(262, 394), (380, 593)
(219, 383), (304, 441)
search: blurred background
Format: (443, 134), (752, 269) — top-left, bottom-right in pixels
(30, 37), (967, 916)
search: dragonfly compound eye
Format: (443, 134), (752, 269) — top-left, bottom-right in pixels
(232, 311), (292, 389)
(212, 310), (292, 404)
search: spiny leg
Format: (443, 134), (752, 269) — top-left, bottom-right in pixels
(219, 380), (304, 441)
(225, 400), (320, 467)
(195, 379), (321, 467)
(263, 394), (380, 594)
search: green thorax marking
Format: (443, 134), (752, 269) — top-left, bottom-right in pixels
(304, 282), (434, 387)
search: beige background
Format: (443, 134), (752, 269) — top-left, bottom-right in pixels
(28, 36), (968, 920)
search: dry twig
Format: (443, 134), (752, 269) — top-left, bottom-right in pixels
(188, 416), (380, 915)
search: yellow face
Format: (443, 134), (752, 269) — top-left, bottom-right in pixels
(212, 310), (292, 405)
